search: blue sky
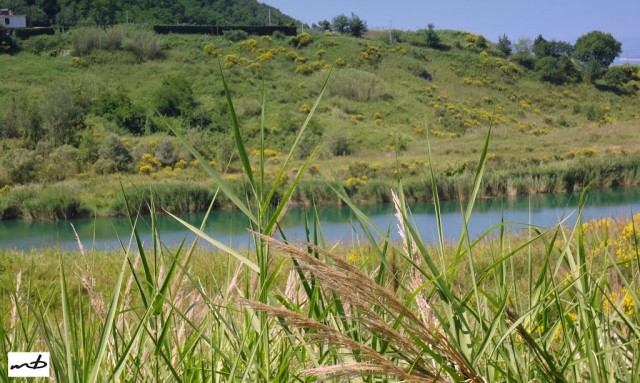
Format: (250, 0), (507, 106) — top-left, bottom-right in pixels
(262, 0), (640, 58)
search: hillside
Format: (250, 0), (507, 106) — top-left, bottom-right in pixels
(1, 0), (298, 27)
(1, 27), (639, 220)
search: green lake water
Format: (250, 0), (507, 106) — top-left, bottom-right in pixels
(2, 187), (640, 251)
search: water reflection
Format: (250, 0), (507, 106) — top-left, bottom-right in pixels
(2, 187), (640, 251)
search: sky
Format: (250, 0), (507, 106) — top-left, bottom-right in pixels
(261, 0), (640, 58)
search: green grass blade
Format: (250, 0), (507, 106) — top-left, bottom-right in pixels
(166, 211), (259, 273)
(87, 253), (129, 383)
(219, 60), (256, 194)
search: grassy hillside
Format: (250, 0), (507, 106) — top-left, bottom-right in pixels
(1, 26), (639, 220)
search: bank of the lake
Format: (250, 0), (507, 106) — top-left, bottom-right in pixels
(2, 185), (640, 251)
(2, 153), (640, 222)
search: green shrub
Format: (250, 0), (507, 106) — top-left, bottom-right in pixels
(97, 134), (132, 173)
(72, 27), (104, 56)
(329, 69), (386, 101)
(2, 149), (39, 185)
(125, 30), (162, 60)
(155, 139), (177, 166)
(327, 131), (352, 156)
(535, 56), (581, 84)
(93, 90), (146, 135)
(153, 75), (195, 117)
(224, 29), (248, 42)
(289, 32), (313, 48)
(604, 66), (630, 87)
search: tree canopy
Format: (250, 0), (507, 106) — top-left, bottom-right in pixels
(1, 0), (299, 27)
(573, 31), (622, 68)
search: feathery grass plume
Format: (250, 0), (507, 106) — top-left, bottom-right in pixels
(249, 232), (483, 382)
(392, 189), (435, 326)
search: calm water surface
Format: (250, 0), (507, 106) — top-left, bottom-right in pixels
(2, 187), (640, 251)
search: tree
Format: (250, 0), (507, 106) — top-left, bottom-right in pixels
(318, 19), (331, 32)
(425, 24), (441, 48)
(532, 35), (572, 58)
(331, 14), (349, 34)
(573, 31), (622, 80)
(513, 37), (532, 55)
(348, 13), (367, 38)
(497, 34), (511, 56)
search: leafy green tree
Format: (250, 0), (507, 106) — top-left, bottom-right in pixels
(348, 13), (367, 38)
(425, 24), (441, 49)
(318, 19), (331, 32)
(331, 14), (349, 34)
(573, 31), (622, 81)
(532, 35), (572, 57)
(512, 37), (532, 55)
(497, 34), (512, 56)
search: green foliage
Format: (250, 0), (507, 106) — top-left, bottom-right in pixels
(329, 13), (367, 37)
(347, 13), (367, 38)
(425, 23), (442, 49)
(532, 35), (573, 57)
(331, 14), (350, 34)
(41, 85), (87, 147)
(497, 34), (512, 56)
(289, 32), (313, 48)
(604, 66), (631, 87)
(155, 138), (177, 166)
(96, 134), (132, 173)
(0, 26), (18, 54)
(93, 90), (146, 135)
(327, 131), (352, 156)
(223, 29), (249, 42)
(153, 75), (195, 117)
(573, 31), (622, 72)
(40, 145), (79, 182)
(512, 36), (532, 55)
(536, 56), (582, 85)
(329, 68), (386, 101)
(2, 148), (39, 184)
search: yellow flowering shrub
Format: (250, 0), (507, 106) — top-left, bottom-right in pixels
(203, 43), (221, 56)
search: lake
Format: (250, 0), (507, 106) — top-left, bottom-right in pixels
(2, 187), (640, 251)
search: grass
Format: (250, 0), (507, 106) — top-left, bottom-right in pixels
(2, 70), (640, 382)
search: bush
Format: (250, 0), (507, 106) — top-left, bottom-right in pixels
(93, 90), (146, 135)
(535, 56), (581, 84)
(43, 145), (80, 182)
(153, 75), (195, 117)
(224, 29), (249, 42)
(72, 27), (104, 56)
(327, 132), (352, 156)
(289, 32), (313, 48)
(125, 30), (162, 60)
(155, 139), (177, 166)
(2, 149), (39, 185)
(603, 66), (630, 87)
(329, 69), (386, 101)
(97, 134), (132, 173)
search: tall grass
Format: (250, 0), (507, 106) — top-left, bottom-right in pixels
(3, 71), (640, 382)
